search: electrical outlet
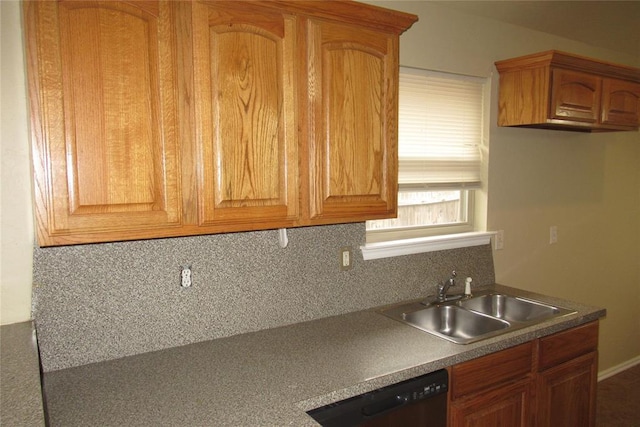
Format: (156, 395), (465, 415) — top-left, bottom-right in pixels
(340, 247), (352, 271)
(550, 226), (558, 244)
(495, 230), (504, 250)
(180, 265), (192, 288)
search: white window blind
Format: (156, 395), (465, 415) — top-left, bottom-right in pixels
(398, 68), (484, 189)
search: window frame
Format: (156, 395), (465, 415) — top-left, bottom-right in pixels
(366, 189), (474, 243)
(362, 67), (492, 259)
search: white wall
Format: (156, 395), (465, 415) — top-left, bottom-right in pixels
(1, 1), (34, 325)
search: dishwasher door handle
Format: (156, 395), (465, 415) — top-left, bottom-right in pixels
(361, 394), (409, 417)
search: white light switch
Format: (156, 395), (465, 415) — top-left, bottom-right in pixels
(340, 247), (352, 271)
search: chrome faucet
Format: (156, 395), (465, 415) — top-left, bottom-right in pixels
(437, 270), (457, 302)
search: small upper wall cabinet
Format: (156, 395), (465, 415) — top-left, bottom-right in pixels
(24, 0), (417, 246)
(495, 50), (640, 132)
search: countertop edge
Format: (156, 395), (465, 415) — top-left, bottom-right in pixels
(0, 321), (46, 427)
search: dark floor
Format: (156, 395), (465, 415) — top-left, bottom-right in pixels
(596, 363), (640, 426)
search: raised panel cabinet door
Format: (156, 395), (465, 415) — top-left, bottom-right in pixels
(550, 69), (601, 124)
(192, 2), (299, 228)
(535, 351), (598, 427)
(601, 79), (640, 127)
(307, 19), (398, 223)
(25, 0), (182, 246)
(449, 378), (532, 427)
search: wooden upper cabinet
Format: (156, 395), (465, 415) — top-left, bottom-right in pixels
(496, 50), (640, 132)
(24, 0), (417, 246)
(192, 1), (299, 229)
(601, 78), (640, 127)
(25, 0), (182, 246)
(550, 69), (601, 124)
(306, 19), (398, 223)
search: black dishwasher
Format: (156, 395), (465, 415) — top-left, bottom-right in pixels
(307, 369), (448, 427)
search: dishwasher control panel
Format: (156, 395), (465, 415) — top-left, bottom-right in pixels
(307, 369), (448, 426)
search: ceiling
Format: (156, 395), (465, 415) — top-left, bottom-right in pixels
(434, 1), (640, 58)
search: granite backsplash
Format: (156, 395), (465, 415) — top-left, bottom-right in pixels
(32, 223), (495, 372)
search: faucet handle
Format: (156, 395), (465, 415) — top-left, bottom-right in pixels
(448, 270), (457, 285)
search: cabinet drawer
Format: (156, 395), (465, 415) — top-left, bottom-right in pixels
(538, 321), (599, 371)
(450, 377), (531, 427)
(451, 342), (534, 400)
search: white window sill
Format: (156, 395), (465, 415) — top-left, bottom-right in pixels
(360, 231), (496, 261)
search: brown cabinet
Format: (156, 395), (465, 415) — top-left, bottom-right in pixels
(535, 321), (599, 427)
(24, 1), (184, 246)
(305, 18), (398, 223)
(496, 50), (640, 132)
(450, 378), (531, 427)
(449, 321), (599, 427)
(191, 1), (300, 229)
(449, 342), (533, 427)
(550, 69), (601, 125)
(601, 78), (640, 127)
(24, 1), (417, 246)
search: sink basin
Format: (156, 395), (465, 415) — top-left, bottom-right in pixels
(460, 293), (562, 323)
(391, 305), (509, 344)
(378, 290), (576, 345)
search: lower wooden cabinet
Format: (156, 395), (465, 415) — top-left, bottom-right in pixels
(449, 321), (599, 427)
(450, 377), (531, 426)
(535, 352), (597, 427)
(449, 342), (533, 427)
(535, 321), (599, 427)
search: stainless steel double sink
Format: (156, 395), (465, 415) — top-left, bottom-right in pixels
(379, 291), (576, 344)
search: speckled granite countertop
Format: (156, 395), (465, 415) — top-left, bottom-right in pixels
(1, 321), (46, 427)
(41, 285), (605, 426)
